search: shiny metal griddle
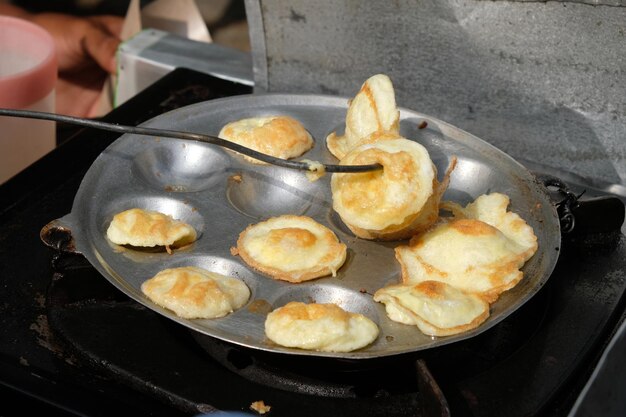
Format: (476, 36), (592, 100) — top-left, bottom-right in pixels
(50, 93), (561, 359)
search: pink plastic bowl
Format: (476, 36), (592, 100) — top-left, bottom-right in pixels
(0, 15), (57, 108)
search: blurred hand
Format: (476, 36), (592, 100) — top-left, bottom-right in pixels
(0, 4), (123, 118)
(30, 13), (123, 118)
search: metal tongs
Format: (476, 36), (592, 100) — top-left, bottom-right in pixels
(0, 109), (382, 174)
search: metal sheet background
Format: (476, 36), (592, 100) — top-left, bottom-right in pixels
(58, 93), (560, 359)
(245, 0), (626, 189)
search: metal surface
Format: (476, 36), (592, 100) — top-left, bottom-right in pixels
(0, 109), (381, 174)
(245, 0), (626, 187)
(116, 29), (253, 106)
(51, 93), (561, 359)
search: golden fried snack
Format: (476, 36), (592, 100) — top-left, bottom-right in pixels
(264, 301), (379, 352)
(218, 115), (313, 164)
(326, 73), (400, 160)
(233, 215), (347, 283)
(331, 137), (452, 240)
(373, 281), (490, 337)
(396, 193), (538, 303)
(141, 266), (250, 319)
(106, 208), (197, 252)
(440, 192), (539, 256)
(249, 401), (271, 415)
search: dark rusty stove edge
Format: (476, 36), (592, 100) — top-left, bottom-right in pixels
(40, 218), (81, 255)
(417, 359), (451, 417)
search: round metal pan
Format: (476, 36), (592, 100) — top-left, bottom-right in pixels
(54, 93), (561, 360)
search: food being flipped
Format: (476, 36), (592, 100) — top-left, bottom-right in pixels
(233, 215), (347, 283)
(106, 208), (197, 253)
(373, 281), (490, 337)
(396, 193), (538, 303)
(440, 192), (539, 254)
(300, 158), (327, 182)
(264, 301), (379, 352)
(326, 73), (400, 160)
(141, 266), (250, 319)
(218, 115), (314, 164)
(331, 136), (453, 241)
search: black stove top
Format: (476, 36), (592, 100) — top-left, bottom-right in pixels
(1, 68), (625, 417)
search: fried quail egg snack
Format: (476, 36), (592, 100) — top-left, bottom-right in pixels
(218, 115), (313, 164)
(373, 281), (490, 337)
(326, 73), (400, 160)
(440, 192), (539, 256)
(106, 208), (197, 252)
(233, 215), (347, 283)
(141, 266), (250, 319)
(396, 193), (538, 303)
(264, 302), (379, 352)
(331, 137), (450, 240)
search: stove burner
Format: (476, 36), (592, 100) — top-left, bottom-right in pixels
(193, 333), (423, 398)
(189, 289), (548, 400)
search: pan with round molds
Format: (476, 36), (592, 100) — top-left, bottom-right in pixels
(51, 92), (560, 360)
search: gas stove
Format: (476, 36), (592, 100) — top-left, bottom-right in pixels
(1, 68), (624, 417)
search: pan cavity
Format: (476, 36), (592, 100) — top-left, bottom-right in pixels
(444, 157), (504, 202)
(267, 284), (380, 325)
(226, 167), (329, 220)
(100, 195), (205, 256)
(132, 142), (231, 192)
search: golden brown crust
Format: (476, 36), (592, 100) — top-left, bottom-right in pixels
(271, 301), (351, 322)
(219, 115), (314, 164)
(326, 74), (400, 159)
(264, 301), (379, 352)
(396, 192), (538, 304)
(396, 225), (526, 304)
(106, 208), (197, 249)
(250, 400), (271, 414)
(331, 139), (454, 241)
(373, 281), (490, 337)
(367, 156), (457, 240)
(342, 176), (439, 241)
(235, 215), (347, 283)
(417, 304), (490, 337)
(441, 192), (538, 262)
(141, 266), (250, 319)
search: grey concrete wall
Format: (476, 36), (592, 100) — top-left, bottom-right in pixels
(245, 0), (626, 188)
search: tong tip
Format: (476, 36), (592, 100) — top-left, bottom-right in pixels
(300, 159), (383, 174)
